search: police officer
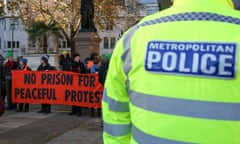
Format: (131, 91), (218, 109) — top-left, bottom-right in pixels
(102, 0), (240, 143)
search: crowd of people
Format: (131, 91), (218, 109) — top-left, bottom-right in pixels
(0, 51), (111, 117)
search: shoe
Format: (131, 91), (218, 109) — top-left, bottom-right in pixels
(15, 109), (22, 112)
(6, 107), (14, 111)
(38, 110), (44, 113)
(68, 112), (76, 115)
(45, 111), (51, 114)
(77, 112), (82, 117)
(23, 109), (29, 112)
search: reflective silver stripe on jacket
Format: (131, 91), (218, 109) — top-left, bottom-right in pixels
(121, 12), (240, 121)
(122, 12), (240, 76)
(132, 124), (192, 144)
(129, 90), (240, 121)
(104, 122), (131, 136)
(102, 89), (129, 112)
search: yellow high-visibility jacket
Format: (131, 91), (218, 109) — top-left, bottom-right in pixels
(102, 0), (240, 143)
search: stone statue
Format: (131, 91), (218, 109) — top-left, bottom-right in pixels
(81, 0), (97, 32)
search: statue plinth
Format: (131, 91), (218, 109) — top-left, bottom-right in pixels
(74, 31), (101, 60)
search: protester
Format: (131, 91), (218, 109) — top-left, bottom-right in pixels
(102, 0), (240, 143)
(0, 55), (6, 104)
(68, 53), (87, 116)
(59, 50), (71, 71)
(98, 54), (111, 86)
(4, 51), (18, 110)
(15, 58), (31, 112)
(96, 54), (111, 120)
(37, 55), (55, 114)
(90, 54), (100, 74)
(86, 52), (98, 72)
(90, 54), (101, 117)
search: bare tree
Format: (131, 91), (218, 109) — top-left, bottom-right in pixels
(8, 0), (82, 54)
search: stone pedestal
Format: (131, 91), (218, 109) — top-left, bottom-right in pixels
(74, 31), (101, 60)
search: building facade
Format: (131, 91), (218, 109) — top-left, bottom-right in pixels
(0, 16), (28, 58)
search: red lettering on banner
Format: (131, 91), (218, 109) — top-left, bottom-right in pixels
(12, 71), (103, 108)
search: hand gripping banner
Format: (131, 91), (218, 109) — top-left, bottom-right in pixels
(12, 70), (103, 108)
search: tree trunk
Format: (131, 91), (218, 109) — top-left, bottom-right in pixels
(43, 35), (48, 53)
(69, 38), (76, 55)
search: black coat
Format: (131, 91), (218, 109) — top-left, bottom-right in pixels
(71, 61), (87, 74)
(59, 55), (71, 71)
(98, 60), (110, 86)
(37, 63), (56, 71)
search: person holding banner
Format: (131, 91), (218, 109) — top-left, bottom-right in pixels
(68, 54), (87, 116)
(15, 58), (31, 112)
(37, 55), (56, 114)
(4, 51), (18, 110)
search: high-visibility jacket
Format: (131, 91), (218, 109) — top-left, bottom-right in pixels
(102, 0), (240, 143)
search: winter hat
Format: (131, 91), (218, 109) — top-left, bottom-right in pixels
(20, 58), (28, 65)
(7, 51), (13, 58)
(41, 55), (49, 63)
(104, 53), (112, 60)
(62, 50), (67, 55)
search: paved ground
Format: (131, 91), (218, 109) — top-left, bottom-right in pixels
(0, 105), (103, 144)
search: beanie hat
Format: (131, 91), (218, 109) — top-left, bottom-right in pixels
(20, 58), (28, 65)
(7, 51), (13, 58)
(62, 50), (67, 55)
(41, 55), (49, 63)
(104, 53), (112, 60)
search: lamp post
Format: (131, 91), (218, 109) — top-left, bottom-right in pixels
(10, 19), (17, 57)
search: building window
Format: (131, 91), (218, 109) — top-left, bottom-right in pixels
(106, 23), (113, 31)
(12, 41), (15, 48)
(58, 40), (68, 48)
(104, 37), (109, 49)
(7, 41), (11, 48)
(62, 41), (66, 48)
(110, 37), (116, 49)
(6, 41), (20, 49)
(10, 19), (19, 31)
(16, 41), (19, 48)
